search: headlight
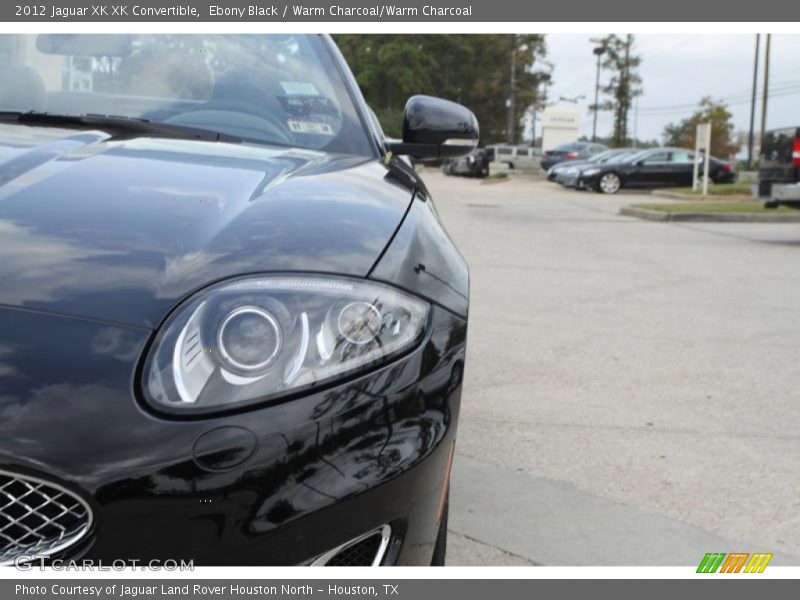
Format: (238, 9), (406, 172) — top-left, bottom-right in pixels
(581, 167), (601, 176)
(143, 275), (429, 414)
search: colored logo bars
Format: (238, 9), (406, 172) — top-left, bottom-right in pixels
(697, 552), (773, 573)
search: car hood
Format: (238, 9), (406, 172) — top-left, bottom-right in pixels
(0, 125), (412, 329)
(554, 160), (592, 172)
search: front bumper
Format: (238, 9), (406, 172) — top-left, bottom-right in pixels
(0, 304), (466, 566)
(715, 171), (736, 184)
(540, 159), (561, 171)
(576, 173), (600, 189)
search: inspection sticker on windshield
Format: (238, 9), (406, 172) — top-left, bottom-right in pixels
(281, 81), (319, 96)
(287, 120), (334, 135)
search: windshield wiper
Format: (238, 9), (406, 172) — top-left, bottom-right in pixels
(0, 111), (243, 144)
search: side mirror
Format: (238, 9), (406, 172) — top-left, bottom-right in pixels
(387, 95), (479, 159)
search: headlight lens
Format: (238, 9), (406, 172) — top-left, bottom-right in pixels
(581, 167), (601, 176)
(143, 275), (429, 414)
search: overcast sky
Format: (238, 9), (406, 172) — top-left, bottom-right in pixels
(542, 34), (800, 145)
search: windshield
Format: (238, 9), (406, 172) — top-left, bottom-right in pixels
(0, 34), (373, 156)
(589, 149), (622, 163)
(619, 150), (650, 164)
(600, 151), (634, 163)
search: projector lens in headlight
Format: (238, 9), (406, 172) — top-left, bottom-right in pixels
(217, 306), (282, 372)
(143, 275), (429, 414)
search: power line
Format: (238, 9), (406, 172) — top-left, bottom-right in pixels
(637, 77), (800, 113)
(634, 84), (800, 118)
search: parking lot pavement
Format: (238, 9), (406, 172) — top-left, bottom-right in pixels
(419, 171), (800, 566)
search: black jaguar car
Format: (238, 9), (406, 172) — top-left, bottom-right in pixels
(0, 34), (475, 566)
(576, 147), (736, 194)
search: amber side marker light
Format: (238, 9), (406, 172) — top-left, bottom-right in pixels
(436, 442), (456, 525)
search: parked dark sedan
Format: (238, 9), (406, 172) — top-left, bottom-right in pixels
(577, 147), (736, 194)
(546, 148), (636, 184)
(0, 34), (476, 567)
(540, 141), (608, 171)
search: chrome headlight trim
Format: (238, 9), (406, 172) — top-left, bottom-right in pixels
(142, 274), (430, 416)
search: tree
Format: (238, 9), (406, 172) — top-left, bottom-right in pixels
(334, 35), (548, 142)
(591, 34), (643, 147)
(662, 97), (738, 158)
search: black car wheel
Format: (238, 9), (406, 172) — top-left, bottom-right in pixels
(430, 493), (449, 566)
(597, 172), (622, 194)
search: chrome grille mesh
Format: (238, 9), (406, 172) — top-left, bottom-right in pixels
(324, 532), (383, 566)
(0, 470), (92, 565)
(310, 525), (391, 566)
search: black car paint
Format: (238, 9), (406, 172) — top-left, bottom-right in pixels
(0, 35), (468, 565)
(0, 304), (465, 565)
(577, 148), (735, 192)
(0, 126), (416, 329)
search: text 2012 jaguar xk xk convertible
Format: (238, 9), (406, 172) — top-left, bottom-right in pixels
(0, 34), (476, 566)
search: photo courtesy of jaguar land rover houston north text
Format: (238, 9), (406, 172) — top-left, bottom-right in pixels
(0, 34), (476, 566)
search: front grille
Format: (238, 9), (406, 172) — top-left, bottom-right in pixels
(0, 470), (92, 565)
(326, 533), (383, 566)
(310, 525), (391, 566)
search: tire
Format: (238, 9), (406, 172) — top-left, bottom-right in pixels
(430, 494), (449, 566)
(597, 172), (622, 194)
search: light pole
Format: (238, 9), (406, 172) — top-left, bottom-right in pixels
(506, 34), (518, 145)
(747, 34), (760, 169)
(759, 34), (771, 158)
(592, 46), (605, 143)
(531, 71), (551, 147)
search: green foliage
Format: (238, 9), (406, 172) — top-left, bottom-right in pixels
(591, 34), (643, 147)
(662, 97), (738, 158)
(334, 34), (548, 143)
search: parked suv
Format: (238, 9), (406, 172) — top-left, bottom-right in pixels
(488, 144), (541, 171)
(759, 127), (800, 208)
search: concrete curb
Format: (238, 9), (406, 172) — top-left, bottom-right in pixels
(620, 206), (800, 223)
(650, 190), (754, 202)
(650, 190), (697, 201)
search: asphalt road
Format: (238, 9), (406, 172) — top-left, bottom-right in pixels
(419, 170), (800, 566)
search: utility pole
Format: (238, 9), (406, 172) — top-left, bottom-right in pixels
(759, 33), (771, 155)
(506, 34), (517, 146)
(592, 45), (605, 142)
(747, 34), (760, 169)
(530, 78), (542, 146)
(621, 35), (632, 146)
